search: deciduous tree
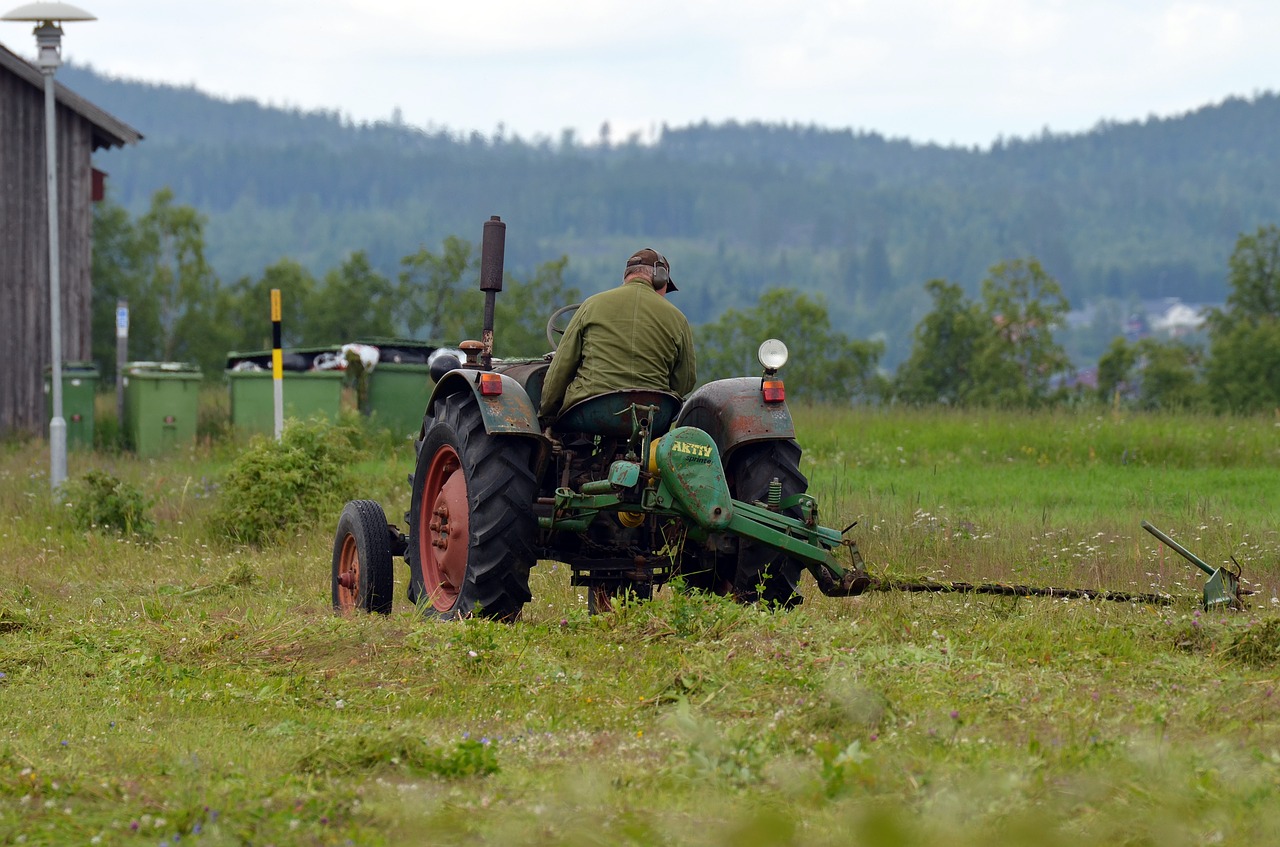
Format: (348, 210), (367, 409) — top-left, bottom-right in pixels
(1206, 225), (1280, 412)
(894, 259), (1070, 407)
(966, 258), (1071, 407)
(698, 288), (884, 402)
(893, 279), (984, 405)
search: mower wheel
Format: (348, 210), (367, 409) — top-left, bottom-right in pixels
(332, 499), (395, 615)
(408, 391), (538, 620)
(727, 440), (807, 608)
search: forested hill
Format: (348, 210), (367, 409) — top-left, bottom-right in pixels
(63, 63), (1280, 364)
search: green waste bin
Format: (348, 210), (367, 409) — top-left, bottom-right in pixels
(122, 362), (202, 456)
(363, 362), (433, 438)
(44, 361), (99, 449)
(226, 368), (345, 436)
(354, 339), (439, 439)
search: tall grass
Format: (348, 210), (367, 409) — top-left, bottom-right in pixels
(2, 405), (1280, 844)
(794, 405), (1280, 600)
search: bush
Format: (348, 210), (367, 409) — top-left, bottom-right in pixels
(60, 469), (155, 538)
(211, 418), (361, 545)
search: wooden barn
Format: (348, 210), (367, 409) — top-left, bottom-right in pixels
(1, 40), (140, 438)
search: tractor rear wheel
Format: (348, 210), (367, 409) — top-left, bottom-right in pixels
(407, 391), (537, 620)
(331, 499), (395, 615)
(727, 440), (807, 607)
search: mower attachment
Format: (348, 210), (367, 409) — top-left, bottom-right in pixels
(1141, 520), (1245, 610)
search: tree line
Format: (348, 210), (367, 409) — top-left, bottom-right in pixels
(91, 190), (578, 379)
(93, 190), (1280, 414)
(64, 64), (1280, 369)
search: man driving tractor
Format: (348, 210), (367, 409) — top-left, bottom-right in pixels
(539, 248), (697, 422)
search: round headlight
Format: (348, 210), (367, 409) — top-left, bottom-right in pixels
(757, 339), (788, 371)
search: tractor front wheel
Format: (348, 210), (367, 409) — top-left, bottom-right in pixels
(331, 499), (395, 615)
(407, 391), (537, 620)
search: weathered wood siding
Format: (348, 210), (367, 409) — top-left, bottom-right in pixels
(1, 66), (95, 437)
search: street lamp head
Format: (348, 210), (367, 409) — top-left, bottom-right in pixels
(2, 2), (95, 22)
(2, 2), (95, 71)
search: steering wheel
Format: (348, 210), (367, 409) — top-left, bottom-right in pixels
(546, 303), (581, 350)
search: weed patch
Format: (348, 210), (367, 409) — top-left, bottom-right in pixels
(59, 469), (155, 538)
(211, 418), (361, 544)
(299, 732), (499, 778)
(1222, 618), (1280, 667)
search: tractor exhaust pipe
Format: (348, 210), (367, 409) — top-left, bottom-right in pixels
(479, 215), (506, 369)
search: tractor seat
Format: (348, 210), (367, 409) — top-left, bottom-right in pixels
(552, 390), (683, 439)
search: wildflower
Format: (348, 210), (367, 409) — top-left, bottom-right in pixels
(949, 710), (959, 720)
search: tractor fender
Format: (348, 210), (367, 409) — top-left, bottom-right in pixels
(674, 377), (796, 463)
(423, 369), (545, 439)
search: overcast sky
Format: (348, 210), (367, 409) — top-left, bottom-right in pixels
(3, 0), (1277, 147)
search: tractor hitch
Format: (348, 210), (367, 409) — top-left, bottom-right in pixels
(812, 540), (873, 597)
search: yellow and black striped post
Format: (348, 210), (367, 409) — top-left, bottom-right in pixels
(271, 289), (283, 441)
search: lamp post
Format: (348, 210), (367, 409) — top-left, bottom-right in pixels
(2, 2), (95, 493)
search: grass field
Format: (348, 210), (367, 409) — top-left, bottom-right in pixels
(2, 404), (1279, 845)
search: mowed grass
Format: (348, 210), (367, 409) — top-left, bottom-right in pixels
(2, 406), (1280, 845)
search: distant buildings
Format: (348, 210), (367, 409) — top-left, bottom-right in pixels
(1066, 297), (1215, 343)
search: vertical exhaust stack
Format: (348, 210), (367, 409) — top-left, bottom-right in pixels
(479, 215), (506, 369)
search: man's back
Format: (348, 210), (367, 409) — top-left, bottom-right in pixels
(540, 279), (696, 419)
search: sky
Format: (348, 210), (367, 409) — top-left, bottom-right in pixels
(2, 0), (1277, 148)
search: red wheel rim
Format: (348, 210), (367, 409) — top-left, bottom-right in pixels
(419, 444), (468, 612)
(336, 533), (360, 612)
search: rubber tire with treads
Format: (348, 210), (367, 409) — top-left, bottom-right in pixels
(331, 499), (395, 614)
(726, 440), (807, 607)
(407, 391), (538, 620)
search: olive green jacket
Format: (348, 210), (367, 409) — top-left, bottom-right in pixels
(540, 280), (697, 419)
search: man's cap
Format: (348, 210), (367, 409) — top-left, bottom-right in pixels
(625, 248), (678, 292)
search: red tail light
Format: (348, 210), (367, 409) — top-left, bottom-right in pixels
(479, 373), (503, 396)
(762, 379), (785, 403)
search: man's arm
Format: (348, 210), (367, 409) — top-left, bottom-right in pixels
(539, 309), (587, 419)
(671, 320), (697, 396)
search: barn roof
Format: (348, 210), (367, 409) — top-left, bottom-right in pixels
(0, 41), (141, 149)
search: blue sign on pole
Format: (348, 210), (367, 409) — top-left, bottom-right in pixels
(116, 305), (129, 338)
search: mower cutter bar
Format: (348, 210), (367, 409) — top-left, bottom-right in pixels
(869, 577), (1173, 605)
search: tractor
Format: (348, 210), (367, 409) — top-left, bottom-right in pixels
(330, 217), (870, 619)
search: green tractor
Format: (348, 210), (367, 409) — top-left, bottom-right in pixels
(331, 217), (869, 619)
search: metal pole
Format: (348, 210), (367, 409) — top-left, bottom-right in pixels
(1140, 520), (1216, 577)
(43, 64), (65, 492)
(479, 216), (505, 369)
(115, 299), (127, 432)
(271, 289), (283, 441)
